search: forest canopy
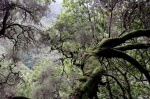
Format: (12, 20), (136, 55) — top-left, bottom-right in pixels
(0, 0), (150, 99)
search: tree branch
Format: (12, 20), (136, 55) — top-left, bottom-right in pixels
(99, 29), (150, 48)
(72, 67), (105, 99)
(0, 3), (15, 36)
(103, 74), (127, 99)
(115, 43), (150, 51)
(95, 49), (150, 84)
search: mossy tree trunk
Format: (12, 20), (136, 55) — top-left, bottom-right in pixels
(72, 29), (150, 99)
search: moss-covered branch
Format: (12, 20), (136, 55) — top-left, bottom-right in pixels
(94, 29), (150, 83)
(72, 67), (105, 99)
(99, 29), (150, 48)
(72, 29), (150, 98)
(115, 43), (150, 51)
(95, 49), (150, 84)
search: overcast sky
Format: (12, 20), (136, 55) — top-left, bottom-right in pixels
(41, 0), (63, 27)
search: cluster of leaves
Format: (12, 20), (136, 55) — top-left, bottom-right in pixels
(17, 58), (81, 99)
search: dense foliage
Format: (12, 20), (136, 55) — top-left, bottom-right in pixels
(49, 0), (150, 98)
(0, 0), (150, 99)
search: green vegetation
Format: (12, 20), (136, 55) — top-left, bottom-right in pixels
(0, 0), (150, 99)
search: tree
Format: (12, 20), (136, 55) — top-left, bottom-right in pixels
(0, 0), (52, 51)
(0, 0), (149, 99)
(0, 0), (53, 98)
(50, 0), (150, 98)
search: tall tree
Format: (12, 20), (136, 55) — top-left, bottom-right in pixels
(50, 0), (150, 98)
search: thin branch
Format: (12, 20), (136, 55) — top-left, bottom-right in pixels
(104, 74), (127, 99)
(95, 49), (150, 84)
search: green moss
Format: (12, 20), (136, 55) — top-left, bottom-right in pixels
(84, 56), (102, 75)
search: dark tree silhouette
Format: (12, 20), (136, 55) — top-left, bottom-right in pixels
(0, 0), (52, 98)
